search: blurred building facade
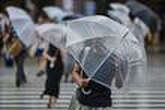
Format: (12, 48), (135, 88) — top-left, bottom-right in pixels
(0, 0), (165, 44)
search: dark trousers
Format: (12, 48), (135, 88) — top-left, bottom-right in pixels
(14, 52), (27, 87)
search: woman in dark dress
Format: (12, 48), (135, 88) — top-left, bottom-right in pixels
(41, 44), (64, 108)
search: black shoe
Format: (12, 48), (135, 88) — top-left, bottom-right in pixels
(40, 93), (44, 99)
(36, 71), (45, 77)
(16, 80), (21, 88)
(16, 78), (27, 88)
(22, 77), (27, 84)
(47, 103), (51, 109)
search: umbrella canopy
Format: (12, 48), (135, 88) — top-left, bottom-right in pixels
(43, 6), (69, 22)
(6, 6), (36, 47)
(36, 16), (146, 89)
(66, 16), (146, 89)
(107, 9), (149, 46)
(126, 0), (161, 33)
(36, 23), (72, 49)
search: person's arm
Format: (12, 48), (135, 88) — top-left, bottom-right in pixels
(72, 63), (89, 87)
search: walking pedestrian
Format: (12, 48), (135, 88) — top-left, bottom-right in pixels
(69, 47), (123, 110)
(7, 24), (27, 87)
(40, 44), (64, 108)
(2, 12), (27, 87)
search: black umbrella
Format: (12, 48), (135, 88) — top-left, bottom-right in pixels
(126, 0), (161, 33)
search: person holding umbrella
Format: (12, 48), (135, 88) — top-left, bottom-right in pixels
(70, 58), (123, 110)
(36, 24), (65, 108)
(3, 16), (27, 87)
(34, 9), (56, 77)
(4, 6), (37, 87)
(35, 15), (146, 109)
(69, 40), (124, 110)
(39, 43), (64, 108)
(65, 16), (146, 110)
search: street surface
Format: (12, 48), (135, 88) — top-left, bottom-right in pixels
(0, 53), (165, 110)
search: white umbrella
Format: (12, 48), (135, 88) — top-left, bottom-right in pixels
(6, 6), (36, 47)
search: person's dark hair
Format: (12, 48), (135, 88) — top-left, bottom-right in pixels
(3, 10), (9, 18)
(49, 44), (64, 70)
(37, 10), (49, 20)
(129, 12), (136, 21)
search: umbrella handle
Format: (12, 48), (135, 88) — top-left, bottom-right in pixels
(81, 88), (92, 95)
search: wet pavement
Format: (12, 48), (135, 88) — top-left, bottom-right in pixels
(0, 53), (165, 110)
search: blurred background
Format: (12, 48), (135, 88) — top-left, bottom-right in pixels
(0, 0), (165, 51)
(0, 0), (165, 110)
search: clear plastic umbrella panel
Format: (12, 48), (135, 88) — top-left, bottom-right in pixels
(107, 9), (149, 47)
(66, 16), (147, 89)
(6, 6), (36, 47)
(36, 23), (68, 49)
(36, 16), (147, 90)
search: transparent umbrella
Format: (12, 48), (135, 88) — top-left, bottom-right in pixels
(36, 16), (147, 89)
(36, 23), (69, 48)
(107, 9), (149, 47)
(6, 6), (36, 47)
(66, 16), (146, 89)
(36, 23), (77, 77)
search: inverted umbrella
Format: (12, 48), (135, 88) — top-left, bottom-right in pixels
(6, 6), (36, 47)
